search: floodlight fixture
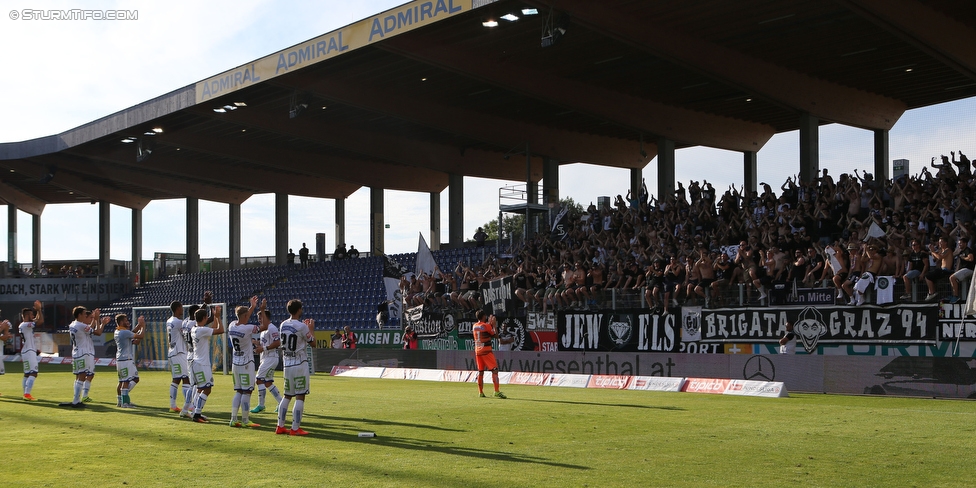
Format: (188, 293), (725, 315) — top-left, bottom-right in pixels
(522, 8), (538, 15)
(483, 20), (498, 27)
(501, 13), (519, 21)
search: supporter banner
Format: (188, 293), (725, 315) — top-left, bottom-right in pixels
(526, 312), (557, 331)
(416, 316), (549, 352)
(698, 304), (938, 352)
(0, 278), (132, 302)
(557, 310), (679, 353)
(768, 286), (835, 306)
(937, 302), (976, 341)
(482, 277), (514, 317)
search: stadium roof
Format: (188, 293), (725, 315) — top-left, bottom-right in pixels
(1, 0), (974, 213)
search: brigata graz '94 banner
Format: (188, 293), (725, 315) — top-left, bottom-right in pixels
(689, 304), (939, 353)
(556, 310), (679, 352)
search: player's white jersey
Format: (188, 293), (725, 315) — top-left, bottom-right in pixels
(259, 323), (281, 362)
(69, 320), (95, 358)
(183, 319), (196, 358)
(115, 329), (136, 361)
(19, 321), (36, 352)
(228, 320), (259, 366)
(190, 326), (214, 364)
(279, 319), (312, 367)
(167, 315), (187, 357)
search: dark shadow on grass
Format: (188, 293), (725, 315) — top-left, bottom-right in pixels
(302, 412), (465, 432)
(512, 397), (685, 411)
(293, 420), (590, 470)
(3, 400), (588, 471)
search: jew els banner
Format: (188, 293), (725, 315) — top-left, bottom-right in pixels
(697, 304), (938, 353)
(556, 310), (679, 353)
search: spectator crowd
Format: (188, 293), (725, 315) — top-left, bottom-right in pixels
(403, 150), (976, 313)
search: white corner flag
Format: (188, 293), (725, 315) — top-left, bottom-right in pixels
(415, 233), (437, 276)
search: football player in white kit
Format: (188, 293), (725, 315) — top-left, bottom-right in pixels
(276, 299), (315, 436)
(19, 300), (44, 401)
(63, 306), (107, 408)
(227, 296), (261, 428)
(187, 306), (223, 423)
(166, 301), (192, 413)
(251, 302), (283, 414)
(114, 314), (146, 408)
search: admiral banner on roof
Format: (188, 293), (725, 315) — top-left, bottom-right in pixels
(696, 304), (938, 353)
(556, 310), (679, 353)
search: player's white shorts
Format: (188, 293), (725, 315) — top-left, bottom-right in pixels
(191, 361), (214, 389)
(256, 356), (279, 382)
(72, 355), (95, 376)
(117, 359), (139, 383)
(169, 353), (190, 380)
(232, 362), (256, 391)
(283, 363), (310, 396)
(22, 350), (39, 375)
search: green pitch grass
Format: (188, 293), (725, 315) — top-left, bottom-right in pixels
(1, 365), (974, 487)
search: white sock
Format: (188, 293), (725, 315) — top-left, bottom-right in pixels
(277, 397), (291, 428)
(231, 392), (242, 422)
(127, 381), (137, 393)
(195, 392), (209, 415)
(269, 384), (282, 404)
(181, 390), (194, 414)
(182, 384), (192, 403)
(82, 380), (92, 398)
(170, 383), (178, 407)
(291, 400), (304, 431)
(73, 380), (83, 403)
(241, 395), (251, 423)
(25, 376), (35, 395)
(257, 384), (267, 407)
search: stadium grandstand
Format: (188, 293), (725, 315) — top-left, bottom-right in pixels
(1, 0), (975, 355)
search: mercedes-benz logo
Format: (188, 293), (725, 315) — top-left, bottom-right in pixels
(743, 355), (776, 381)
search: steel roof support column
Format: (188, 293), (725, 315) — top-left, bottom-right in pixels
(131, 208), (141, 283)
(32, 213), (40, 273)
(799, 113), (820, 184)
(229, 203), (240, 270)
(743, 151), (758, 194)
(449, 174), (463, 248)
(370, 187), (384, 256)
(874, 129), (890, 181)
(99, 201), (110, 277)
(630, 168), (642, 207)
(335, 197), (345, 251)
(657, 137), (675, 203)
(543, 159), (559, 205)
(186, 197), (199, 274)
(275, 193), (288, 267)
(7, 205), (16, 272)
(430, 192), (440, 251)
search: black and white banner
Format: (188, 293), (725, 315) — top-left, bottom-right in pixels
(556, 310), (679, 353)
(697, 304), (939, 353)
(382, 255), (407, 325)
(938, 302), (976, 341)
(482, 277), (514, 317)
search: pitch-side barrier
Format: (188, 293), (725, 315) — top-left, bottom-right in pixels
(329, 365), (788, 398)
